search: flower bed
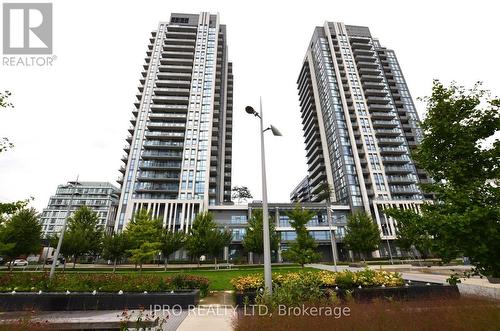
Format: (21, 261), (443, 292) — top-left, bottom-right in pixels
(0, 273), (210, 296)
(0, 273), (209, 311)
(231, 269), (404, 293)
(231, 270), (458, 305)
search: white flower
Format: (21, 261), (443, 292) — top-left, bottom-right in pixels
(118, 290), (123, 295)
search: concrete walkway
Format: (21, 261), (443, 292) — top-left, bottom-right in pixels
(0, 292), (236, 331)
(308, 263), (500, 300)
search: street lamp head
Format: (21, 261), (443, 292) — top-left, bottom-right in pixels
(270, 125), (282, 136)
(245, 106), (256, 115)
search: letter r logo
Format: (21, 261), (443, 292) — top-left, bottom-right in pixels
(3, 3), (52, 54)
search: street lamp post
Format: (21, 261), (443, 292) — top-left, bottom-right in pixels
(326, 207), (338, 272)
(49, 180), (79, 279)
(381, 223), (394, 265)
(245, 98), (281, 295)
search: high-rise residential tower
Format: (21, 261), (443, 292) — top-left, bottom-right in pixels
(292, 22), (431, 243)
(41, 181), (119, 237)
(115, 12), (233, 232)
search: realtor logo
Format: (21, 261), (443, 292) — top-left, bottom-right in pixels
(2, 3), (52, 54)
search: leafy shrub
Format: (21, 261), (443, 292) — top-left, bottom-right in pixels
(170, 274), (210, 297)
(231, 269), (404, 293)
(0, 273), (210, 296)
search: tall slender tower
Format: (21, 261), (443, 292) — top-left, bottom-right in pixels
(115, 13), (233, 232)
(292, 22), (431, 242)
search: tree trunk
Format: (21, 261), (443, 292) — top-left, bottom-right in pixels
(113, 258), (117, 273)
(214, 257), (217, 270)
(63, 260), (67, 272)
(72, 255), (76, 269)
(140, 263), (143, 273)
(8, 260), (13, 273)
(164, 256), (168, 272)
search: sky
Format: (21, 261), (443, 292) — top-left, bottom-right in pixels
(0, 0), (499, 211)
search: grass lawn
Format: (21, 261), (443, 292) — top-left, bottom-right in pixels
(0, 265), (316, 291)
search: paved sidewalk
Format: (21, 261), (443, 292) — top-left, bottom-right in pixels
(0, 310), (187, 330)
(0, 291), (236, 330)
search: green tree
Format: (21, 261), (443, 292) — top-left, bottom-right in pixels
(62, 206), (104, 268)
(124, 209), (162, 270)
(185, 212), (228, 266)
(101, 232), (130, 273)
(282, 204), (320, 267)
(389, 81), (500, 277)
(0, 208), (41, 271)
(0, 92), (34, 227)
(232, 186), (253, 203)
(0, 90), (14, 154)
(242, 209), (279, 263)
(159, 229), (186, 271)
(344, 212), (380, 262)
(384, 208), (432, 259)
(206, 227), (232, 268)
(128, 242), (161, 272)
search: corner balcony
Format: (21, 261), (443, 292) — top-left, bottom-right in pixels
(377, 137), (405, 146)
(157, 72), (192, 81)
(165, 30), (197, 39)
(152, 96), (190, 106)
(161, 51), (194, 59)
(366, 95), (391, 105)
(155, 79), (191, 88)
(384, 165), (413, 174)
(375, 128), (402, 137)
(143, 141), (184, 150)
(381, 155), (410, 164)
(360, 74), (383, 82)
(379, 146), (407, 155)
(144, 131), (185, 140)
(387, 175), (417, 185)
(150, 104), (188, 112)
(364, 89), (387, 97)
(350, 42), (372, 50)
(138, 161), (182, 170)
(136, 173), (180, 182)
(368, 104), (393, 112)
(164, 38), (196, 46)
(371, 112), (396, 120)
(135, 183), (179, 194)
(149, 113), (187, 120)
(158, 65), (193, 73)
(154, 88), (190, 96)
(389, 185), (421, 195)
(146, 122), (185, 132)
(141, 151), (183, 160)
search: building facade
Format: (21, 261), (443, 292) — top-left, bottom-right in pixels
(209, 202), (351, 263)
(115, 12), (233, 232)
(40, 181), (119, 237)
(291, 22), (431, 255)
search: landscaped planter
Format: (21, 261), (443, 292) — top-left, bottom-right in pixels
(234, 284), (459, 306)
(487, 276), (500, 284)
(0, 289), (199, 312)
